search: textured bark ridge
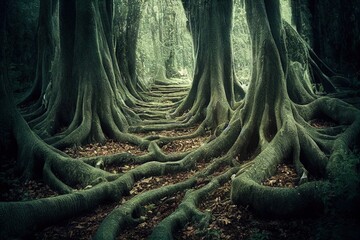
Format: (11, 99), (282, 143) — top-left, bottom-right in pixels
(1, 0), (359, 239)
(171, 0), (242, 131)
(23, 0), (146, 149)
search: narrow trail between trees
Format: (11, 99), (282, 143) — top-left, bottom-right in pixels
(4, 76), (359, 240)
(1, 1), (360, 238)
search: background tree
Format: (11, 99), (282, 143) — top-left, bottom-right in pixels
(114, 0), (146, 100)
(232, 0), (251, 87)
(169, 0), (243, 131)
(136, 0), (193, 83)
(163, 0), (181, 78)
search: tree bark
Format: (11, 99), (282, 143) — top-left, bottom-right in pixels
(31, 0), (144, 148)
(115, 0), (145, 99)
(21, 0), (58, 105)
(174, 0), (242, 130)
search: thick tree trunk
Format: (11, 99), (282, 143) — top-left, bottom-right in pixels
(163, 0), (180, 79)
(229, 0), (360, 217)
(31, 0), (144, 148)
(174, 0), (241, 130)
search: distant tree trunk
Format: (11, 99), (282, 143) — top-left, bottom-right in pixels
(163, 0), (179, 78)
(115, 0), (145, 98)
(174, 0), (243, 130)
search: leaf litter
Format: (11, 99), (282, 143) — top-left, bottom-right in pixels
(1, 127), (319, 239)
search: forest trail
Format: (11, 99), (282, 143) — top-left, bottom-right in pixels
(133, 77), (191, 121)
(2, 77), (343, 240)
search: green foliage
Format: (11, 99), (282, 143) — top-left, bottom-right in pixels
(136, 0), (193, 83)
(232, 1), (251, 84)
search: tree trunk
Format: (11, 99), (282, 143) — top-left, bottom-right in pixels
(31, 0), (143, 148)
(174, 0), (241, 130)
(229, 0), (360, 217)
(115, 0), (145, 99)
(163, 0), (179, 79)
(20, 0), (58, 105)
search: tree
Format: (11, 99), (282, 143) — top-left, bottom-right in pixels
(171, 0), (244, 131)
(230, 0), (359, 214)
(308, 0), (360, 74)
(132, 0), (245, 134)
(115, 0), (147, 100)
(149, 0), (360, 237)
(1, 0), (360, 239)
(136, 0), (192, 83)
(163, 0), (181, 79)
(23, 0), (146, 149)
(20, 0), (58, 105)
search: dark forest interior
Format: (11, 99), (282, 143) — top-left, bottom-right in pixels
(1, 0), (360, 239)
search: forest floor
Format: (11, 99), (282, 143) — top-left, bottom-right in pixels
(2, 119), (356, 240)
(1, 74), (360, 239)
(1, 130), (320, 240)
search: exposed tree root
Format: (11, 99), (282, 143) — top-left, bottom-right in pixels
(228, 0), (360, 219)
(2, 1), (360, 240)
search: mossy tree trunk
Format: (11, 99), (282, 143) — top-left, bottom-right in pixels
(115, 0), (146, 99)
(163, 0), (180, 79)
(173, 0), (243, 131)
(229, 0), (360, 216)
(20, 0), (58, 105)
(28, 0), (145, 148)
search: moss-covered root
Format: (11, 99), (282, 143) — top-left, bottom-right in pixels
(93, 178), (197, 240)
(82, 142), (189, 167)
(0, 159), (196, 239)
(230, 119), (324, 216)
(231, 98), (360, 217)
(148, 167), (239, 240)
(0, 183), (124, 239)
